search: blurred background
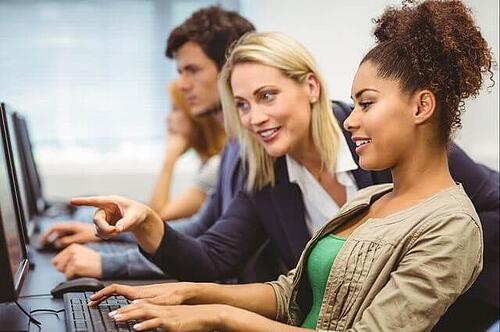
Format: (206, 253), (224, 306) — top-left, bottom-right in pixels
(0, 0), (498, 202)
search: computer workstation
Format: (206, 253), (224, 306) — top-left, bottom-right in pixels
(0, 102), (35, 331)
(1, 103), (167, 331)
(2, 103), (133, 253)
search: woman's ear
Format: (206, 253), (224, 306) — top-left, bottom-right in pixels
(305, 73), (320, 103)
(413, 90), (436, 125)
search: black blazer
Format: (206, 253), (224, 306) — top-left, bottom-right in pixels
(149, 101), (499, 331)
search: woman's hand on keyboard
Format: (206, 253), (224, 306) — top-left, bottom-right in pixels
(71, 195), (164, 254)
(109, 303), (227, 331)
(87, 282), (194, 307)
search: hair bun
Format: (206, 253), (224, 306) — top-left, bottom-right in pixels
(365, 0), (494, 143)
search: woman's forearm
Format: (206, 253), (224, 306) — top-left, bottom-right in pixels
(217, 305), (310, 332)
(132, 209), (165, 254)
(187, 283), (278, 319)
(149, 156), (177, 214)
(159, 187), (206, 221)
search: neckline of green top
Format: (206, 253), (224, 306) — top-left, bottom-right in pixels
(328, 234), (347, 241)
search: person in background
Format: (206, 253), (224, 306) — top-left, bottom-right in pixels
(81, 1), (493, 327)
(41, 6), (255, 280)
(41, 82), (225, 250)
(149, 81), (226, 221)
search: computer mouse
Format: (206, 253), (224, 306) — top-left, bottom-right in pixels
(34, 232), (60, 252)
(34, 238), (58, 252)
(51, 277), (105, 298)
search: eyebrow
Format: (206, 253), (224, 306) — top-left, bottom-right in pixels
(177, 64), (199, 72)
(233, 85), (276, 99)
(351, 88), (379, 100)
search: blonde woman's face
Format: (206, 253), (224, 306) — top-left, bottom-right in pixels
(231, 62), (317, 159)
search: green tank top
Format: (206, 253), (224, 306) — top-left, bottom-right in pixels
(302, 234), (346, 329)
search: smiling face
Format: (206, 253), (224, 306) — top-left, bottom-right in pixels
(230, 62), (319, 159)
(175, 42), (220, 117)
(345, 61), (417, 171)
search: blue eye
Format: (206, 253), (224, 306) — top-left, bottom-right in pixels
(236, 100), (250, 112)
(260, 90), (277, 102)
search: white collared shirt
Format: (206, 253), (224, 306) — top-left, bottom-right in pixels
(286, 135), (359, 235)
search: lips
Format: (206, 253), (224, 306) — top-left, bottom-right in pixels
(355, 139), (371, 147)
(352, 137), (372, 154)
(256, 126), (281, 142)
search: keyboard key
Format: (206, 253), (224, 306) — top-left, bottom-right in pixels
(73, 311), (84, 319)
(104, 315), (117, 330)
(74, 320), (87, 329)
(65, 291), (150, 332)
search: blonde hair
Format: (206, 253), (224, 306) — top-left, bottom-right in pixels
(219, 32), (342, 191)
(169, 83), (226, 160)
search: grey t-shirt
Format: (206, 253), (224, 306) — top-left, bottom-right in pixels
(194, 155), (220, 194)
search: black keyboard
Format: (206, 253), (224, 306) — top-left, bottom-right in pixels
(63, 291), (160, 332)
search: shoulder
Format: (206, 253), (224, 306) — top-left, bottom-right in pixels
(341, 183), (394, 212)
(201, 154), (221, 171)
(407, 186), (482, 248)
(448, 144), (499, 210)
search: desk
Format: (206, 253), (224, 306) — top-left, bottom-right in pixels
(9, 245), (169, 331)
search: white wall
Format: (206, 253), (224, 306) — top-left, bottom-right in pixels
(242, 0), (499, 169)
(41, 147), (200, 202)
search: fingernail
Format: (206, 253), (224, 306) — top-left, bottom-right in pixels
(133, 323), (142, 330)
(132, 299), (141, 304)
(109, 311), (117, 317)
(113, 314), (122, 320)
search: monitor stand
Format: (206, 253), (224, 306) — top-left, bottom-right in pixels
(0, 302), (30, 331)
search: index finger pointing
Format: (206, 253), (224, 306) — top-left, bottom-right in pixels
(71, 196), (119, 209)
(93, 210), (118, 238)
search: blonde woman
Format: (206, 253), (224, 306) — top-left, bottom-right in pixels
(78, 4), (493, 328)
(149, 82), (226, 221)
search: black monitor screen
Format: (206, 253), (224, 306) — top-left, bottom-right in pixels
(12, 114), (44, 216)
(0, 104), (28, 303)
(4, 109), (31, 238)
(0, 157), (23, 277)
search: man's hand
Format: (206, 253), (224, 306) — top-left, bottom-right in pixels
(52, 244), (102, 279)
(40, 222), (100, 249)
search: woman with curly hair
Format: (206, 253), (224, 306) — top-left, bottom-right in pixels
(81, 0), (493, 330)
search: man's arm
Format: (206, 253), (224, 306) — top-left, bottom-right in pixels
(101, 249), (164, 279)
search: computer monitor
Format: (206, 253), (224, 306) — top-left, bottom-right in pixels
(11, 112), (45, 217)
(0, 105), (33, 239)
(0, 105), (29, 303)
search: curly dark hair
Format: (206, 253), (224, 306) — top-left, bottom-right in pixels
(166, 6), (255, 70)
(362, 0), (494, 144)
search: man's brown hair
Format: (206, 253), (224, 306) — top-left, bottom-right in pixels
(166, 6), (255, 69)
